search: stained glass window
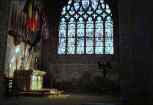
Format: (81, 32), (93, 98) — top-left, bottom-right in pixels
(58, 0), (114, 54)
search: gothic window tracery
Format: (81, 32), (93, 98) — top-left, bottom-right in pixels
(58, 0), (113, 54)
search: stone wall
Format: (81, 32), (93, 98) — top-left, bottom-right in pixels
(48, 61), (119, 93)
(118, 0), (153, 104)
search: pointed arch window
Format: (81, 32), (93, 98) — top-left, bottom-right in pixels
(58, 0), (114, 55)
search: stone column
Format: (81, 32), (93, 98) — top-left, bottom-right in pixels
(0, 0), (10, 99)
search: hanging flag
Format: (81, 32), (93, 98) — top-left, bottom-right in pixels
(24, 0), (40, 32)
(25, 16), (40, 32)
(23, 0), (33, 18)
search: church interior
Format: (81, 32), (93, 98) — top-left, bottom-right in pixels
(0, 0), (153, 105)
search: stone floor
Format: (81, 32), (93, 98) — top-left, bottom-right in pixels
(0, 94), (120, 105)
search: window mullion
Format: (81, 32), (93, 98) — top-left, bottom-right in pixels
(65, 20), (69, 54)
(103, 2), (106, 54)
(75, 20), (77, 54)
(84, 20), (87, 54)
(103, 20), (106, 54)
(93, 19), (96, 54)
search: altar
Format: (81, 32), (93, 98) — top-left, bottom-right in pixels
(14, 69), (46, 91)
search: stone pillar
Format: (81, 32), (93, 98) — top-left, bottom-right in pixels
(0, 0), (10, 99)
